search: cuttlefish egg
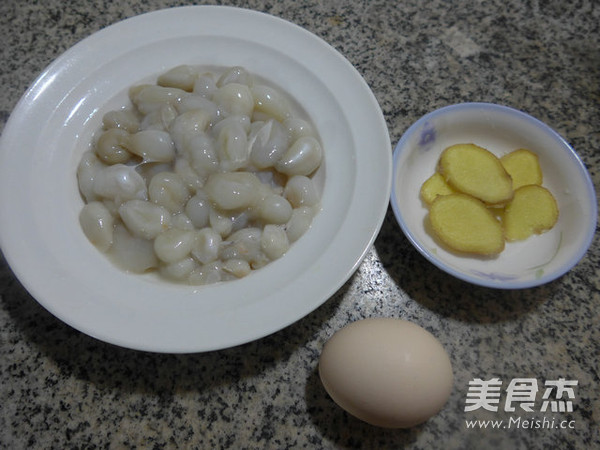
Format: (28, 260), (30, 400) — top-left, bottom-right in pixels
(318, 318), (453, 428)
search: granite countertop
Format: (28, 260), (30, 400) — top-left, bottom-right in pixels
(1, 0), (598, 449)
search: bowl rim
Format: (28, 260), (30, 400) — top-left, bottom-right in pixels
(391, 102), (597, 289)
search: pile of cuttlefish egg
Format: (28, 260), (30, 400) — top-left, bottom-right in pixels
(77, 65), (323, 285)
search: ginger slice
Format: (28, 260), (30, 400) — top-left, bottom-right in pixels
(500, 149), (543, 190)
(503, 185), (558, 241)
(420, 172), (456, 205)
(438, 143), (513, 205)
(429, 193), (505, 255)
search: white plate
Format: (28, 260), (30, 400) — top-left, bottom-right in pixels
(0, 6), (391, 352)
(391, 103), (596, 289)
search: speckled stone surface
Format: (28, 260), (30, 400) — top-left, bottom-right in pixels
(1, 0), (599, 449)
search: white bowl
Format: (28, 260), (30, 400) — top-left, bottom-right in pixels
(391, 103), (596, 289)
(0, 6), (391, 352)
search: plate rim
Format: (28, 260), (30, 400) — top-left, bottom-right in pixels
(0, 5), (392, 352)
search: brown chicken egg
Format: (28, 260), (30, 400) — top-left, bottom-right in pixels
(318, 318), (453, 428)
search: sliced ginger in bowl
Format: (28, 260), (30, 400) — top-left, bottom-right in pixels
(504, 185), (559, 241)
(438, 143), (513, 205)
(421, 143), (559, 257)
(500, 149), (543, 190)
(420, 172), (456, 206)
(429, 193), (505, 255)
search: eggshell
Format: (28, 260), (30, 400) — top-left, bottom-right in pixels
(318, 318), (453, 428)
